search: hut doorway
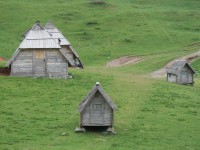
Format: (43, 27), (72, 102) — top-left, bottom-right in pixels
(33, 50), (46, 77)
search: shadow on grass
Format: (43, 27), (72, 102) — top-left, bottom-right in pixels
(84, 126), (109, 132)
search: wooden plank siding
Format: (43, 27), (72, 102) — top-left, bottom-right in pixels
(167, 74), (177, 83)
(167, 61), (195, 85)
(10, 49), (68, 78)
(78, 83), (116, 129)
(81, 92), (113, 126)
(46, 49), (68, 78)
(11, 49), (33, 77)
(61, 46), (74, 60)
(177, 66), (194, 84)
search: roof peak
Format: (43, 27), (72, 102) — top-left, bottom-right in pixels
(31, 22), (45, 30)
(167, 59), (195, 74)
(78, 82), (117, 112)
(45, 21), (56, 29)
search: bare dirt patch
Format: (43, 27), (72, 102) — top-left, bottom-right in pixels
(151, 50), (200, 78)
(107, 56), (142, 67)
(0, 67), (10, 76)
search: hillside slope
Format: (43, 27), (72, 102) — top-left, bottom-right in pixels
(0, 0), (200, 66)
(0, 0), (200, 150)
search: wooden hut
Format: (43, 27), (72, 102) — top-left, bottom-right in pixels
(44, 21), (83, 68)
(6, 22), (76, 78)
(77, 82), (116, 132)
(166, 60), (195, 85)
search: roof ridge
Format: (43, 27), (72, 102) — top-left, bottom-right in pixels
(45, 20), (56, 29)
(167, 60), (195, 74)
(78, 83), (117, 112)
(31, 21), (45, 30)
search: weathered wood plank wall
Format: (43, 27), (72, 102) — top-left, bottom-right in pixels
(61, 46), (74, 60)
(11, 50), (33, 76)
(46, 49), (68, 78)
(81, 92), (113, 126)
(11, 49), (68, 78)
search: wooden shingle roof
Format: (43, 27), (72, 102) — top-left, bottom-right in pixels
(78, 82), (117, 113)
(166, 60), (195, 75)
(45, 21), (83, 68)
(20, 22), (61, 49)
(45, 21), (70, 46)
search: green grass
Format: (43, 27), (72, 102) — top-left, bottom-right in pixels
(192, 58), (200, 77)
(0, 71), (200, 150)
(0, 0), (200, 65)
(0, 0), (200, 150)
(0, 61), (6, 67)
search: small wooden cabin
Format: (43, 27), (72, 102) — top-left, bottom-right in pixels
(44, 21), (83, 68)
(166, 60), (195, 85)
(6, 22), (76, 78)
(78, 82), (116, 131)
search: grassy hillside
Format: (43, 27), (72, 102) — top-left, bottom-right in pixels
(0, 0), (200, 150)
(192, 58), (200, 75)
(0, 0), (200, 66)
(1, 71), (200, 150)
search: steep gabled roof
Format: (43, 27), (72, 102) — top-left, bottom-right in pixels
(45, 21), (83, 68)
(20, 22), (61, 49)
(59, 48), (77, 66)
(22, 21), (45, 38)
(32, 22), (45, 30)
(6, 48), (20, 67)
(44, 21), (56, 29)
(45, 21), (70, 45)
(6, 22), (77, 67)
(78, 82), (117, 113)
(22, 28), (31, 38)
(166, 60), (195, 75)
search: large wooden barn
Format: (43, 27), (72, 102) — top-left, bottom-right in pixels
(44, 21), (83, 68)
(6, 22), (76, 78)
(166, 60), (195, 85)
(77, 82), (116, 132)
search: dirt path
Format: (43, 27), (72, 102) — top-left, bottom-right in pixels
(107, 56), (142, 67)
(151, 50), (200, 78)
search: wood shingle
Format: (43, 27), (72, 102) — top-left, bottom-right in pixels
(45, 21), (83, 68)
